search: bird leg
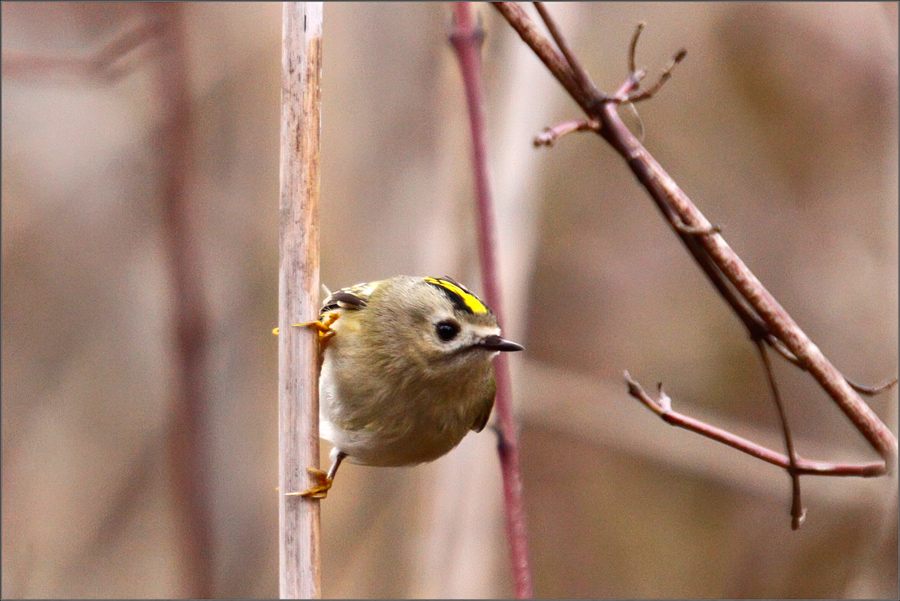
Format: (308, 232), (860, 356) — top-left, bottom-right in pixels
(291, 311), (340, 345)
(285, 452), (347, 500)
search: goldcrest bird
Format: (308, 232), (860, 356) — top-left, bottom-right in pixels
(287, 275), (524, 499)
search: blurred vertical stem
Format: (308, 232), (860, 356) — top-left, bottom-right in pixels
(149, 4), (215, 598)
(450, 3), (534, 598)
(279, 3), (324, 599)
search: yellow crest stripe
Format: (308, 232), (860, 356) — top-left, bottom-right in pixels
(424, 277), (488, 314)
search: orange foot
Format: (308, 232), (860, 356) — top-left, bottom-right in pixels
(300, 312), (339, 345)
(284, 468), (333, 500)
(272, 312), (339, 346)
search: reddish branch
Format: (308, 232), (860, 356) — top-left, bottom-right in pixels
(148, 4), (216, 596)
(492, 1), (897, 525)
(624, 373), (885, 478)
(3, 6), (216, 593)
(450, 3), (534, 597)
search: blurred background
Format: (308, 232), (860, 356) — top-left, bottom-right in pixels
(2, 2), (897, 598)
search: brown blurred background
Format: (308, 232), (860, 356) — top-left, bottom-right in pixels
(2, 2), (897, 598)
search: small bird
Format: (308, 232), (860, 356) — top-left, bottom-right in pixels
(286, 275), (524, 499)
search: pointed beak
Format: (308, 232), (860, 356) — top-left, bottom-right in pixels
(478, 335), (525, 352)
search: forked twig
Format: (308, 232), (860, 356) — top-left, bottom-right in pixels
(489, 2), (594, 114)
(533, 2), (600, 100)
(622, 47), (687, 104)
(616, 23), (688, 104)
(493, 1), (897, 527)
(754, 338), (805, 530)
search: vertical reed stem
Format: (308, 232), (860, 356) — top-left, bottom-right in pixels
(278, 3), (324, 598)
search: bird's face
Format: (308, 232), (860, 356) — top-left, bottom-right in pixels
(366, 276), (523, 373)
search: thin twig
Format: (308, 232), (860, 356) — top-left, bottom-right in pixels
(847, 377), (899, 397)
(767, 342), (898, 398)
(533, 118), (599, 147)
(279, 3), (324, 598)
(534, 2), (600, 100)
(754, 339), (806, 530)
(628, 22), (644, 75)
(491, 2), (594, 115)
(624, 373), (886, 477)
(623, 48), (687, 104)
(450, 3), (534, 598)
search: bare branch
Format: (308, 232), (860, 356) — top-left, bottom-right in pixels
(624, 372), (886, 478)
(614, 118), (897, 468)
(491, 2), (897, 478)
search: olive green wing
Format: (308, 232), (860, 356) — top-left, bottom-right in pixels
(470, 377), (497, 433)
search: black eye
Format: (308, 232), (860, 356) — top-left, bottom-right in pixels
(435, 320), (461, 342)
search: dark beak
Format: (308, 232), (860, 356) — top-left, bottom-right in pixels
(479, 335), (525, 352)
